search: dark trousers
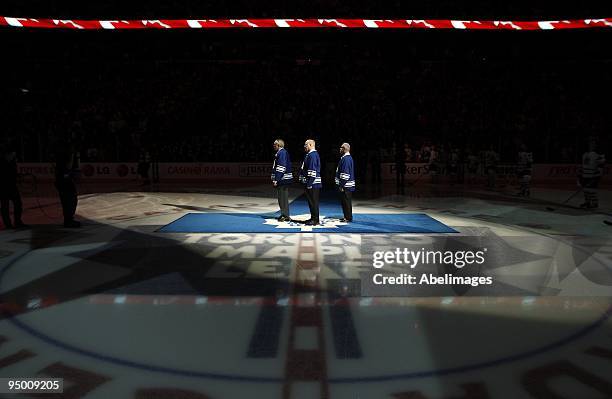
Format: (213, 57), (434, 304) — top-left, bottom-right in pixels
(138, 162), (150, 181)
(151, 161), (159, 183)
(396, 169), (405, 193)
(372, 163), (382, 185)
(305, 188), (320, 223)
(581, 176), (600, 207)
(396, 172), (405, 186)
(339, 189), (353, 221)
(1, 186), (23, 228)
(55, 181), (78, 223)
(276, 185), (290, 218)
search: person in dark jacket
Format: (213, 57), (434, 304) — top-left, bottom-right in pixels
(55, 142), (81, 228)
(137, 148), (152, 185)
(395, 143), (407, 194)
(0, 147), (25, 229)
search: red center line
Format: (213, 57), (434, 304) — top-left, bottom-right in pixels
(282, 233), (329, 399)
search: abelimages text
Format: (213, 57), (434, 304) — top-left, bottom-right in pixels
(372, 248), (493, 287)
(373, 273), (493, 287)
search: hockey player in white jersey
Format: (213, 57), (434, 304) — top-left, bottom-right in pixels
(579, 139), (606, 209)
(517, 144), (533, 197)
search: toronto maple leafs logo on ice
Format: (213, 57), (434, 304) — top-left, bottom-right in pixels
(264, 214), (348, 231)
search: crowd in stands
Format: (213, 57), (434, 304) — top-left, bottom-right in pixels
(3, 30), (610, 166)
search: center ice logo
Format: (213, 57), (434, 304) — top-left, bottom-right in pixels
(263, 214), (348, 231)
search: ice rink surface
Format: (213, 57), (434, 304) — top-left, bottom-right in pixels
(1, 182), (611, 398)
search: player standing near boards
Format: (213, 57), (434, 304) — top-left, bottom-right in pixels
(484, 145), (500, 190)
(271, 139), (293, 221)
(335, 143), (355, 222)
(0, 145), (26, 229)
(517, 143), (533, 197)
(55, 141), (81, 228)
(395, 142), (406, 193)
(137, 148), (152, 186)
(579, 138), (606, 209)
(299, 139), (321, 226)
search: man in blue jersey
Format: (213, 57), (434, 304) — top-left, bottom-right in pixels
(299, 139), (322, 226)
(335, 142), (355, 222)
(271, 139), (293, 221)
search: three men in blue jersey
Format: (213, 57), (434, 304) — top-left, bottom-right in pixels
(271, 139), (293, 221)
(273, 138), (355, 226)
(335, 142), (355, 222)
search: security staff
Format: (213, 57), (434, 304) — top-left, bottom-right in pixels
(0, 147), (25, 229)
(335, 143), (355, 222)
(299, 139), (322, 225)
(55, 143), (81, 228)
(271, 139), (293, 221)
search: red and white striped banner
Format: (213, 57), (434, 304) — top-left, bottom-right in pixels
(1, 17), (612, 30)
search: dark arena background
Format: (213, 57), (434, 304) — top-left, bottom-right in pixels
(0, 0), (611, 398)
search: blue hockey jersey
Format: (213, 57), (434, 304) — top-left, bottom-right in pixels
(299, 150), (322, 189)
(271, 148), (293, 185)
(335, 153), (356, 192)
